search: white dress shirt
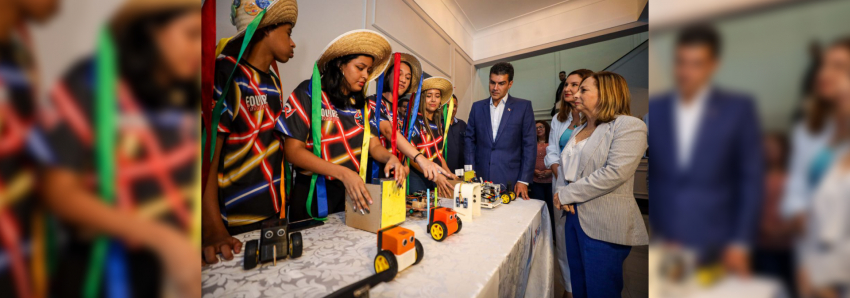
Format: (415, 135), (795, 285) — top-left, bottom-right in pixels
(490, 94), (508, 141)
(674, 86), (710, 169)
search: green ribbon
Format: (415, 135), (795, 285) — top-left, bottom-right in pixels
(306, 62), (327, 221)
(84, 25), (117, 298)
(208, 9), (266, 161)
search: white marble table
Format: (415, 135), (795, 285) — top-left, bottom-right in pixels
(202, 199), (553, 298)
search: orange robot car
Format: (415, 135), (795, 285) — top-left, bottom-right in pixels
(374, 225), (424, 279)
(427, 207), (461, 241)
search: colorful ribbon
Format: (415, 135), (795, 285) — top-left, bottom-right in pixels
(370, 73), (384, 183)
(390, 53), (400, 159)
(442, 99), (454, 158)
(404, 75), (424, 195)
(84, 25), (127, 298)
(306, 63), (328, 220)
(358, 104), (371, 182)
(208, 9), (266, 162)
(201, 0), (215, 194)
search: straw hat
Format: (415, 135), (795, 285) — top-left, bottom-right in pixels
(111, 0), (201, 31)
(317, 30), (392, 84)
(230, 0), (298, 39)
(421, 77), (454, 106)
(384, 53), (422, 95)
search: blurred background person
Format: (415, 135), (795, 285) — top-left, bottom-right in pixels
(551, 70), (567, 116)
(797, 67), (850, 298)
(782, 38), (850, 223)
(398, 96), (410, 125)
(0, 0), (60, 297)
(753, 132), (798, 297)
(648, 24), (763, 276)
(444, 94), (467, 173)
(531, 120), (554, 229)
(36, 0), (201, 297)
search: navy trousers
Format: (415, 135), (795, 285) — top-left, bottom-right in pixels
(564, 207), (632, 298)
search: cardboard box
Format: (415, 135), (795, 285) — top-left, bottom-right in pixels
(345, 179), (406, 233)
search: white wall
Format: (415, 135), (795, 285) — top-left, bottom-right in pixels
(29, 0), (124, 99)
(607, 40), (649, 118)
(648, 0), (850, 131)
(475, 32), (648, 119)
(215, 0), (477, 121)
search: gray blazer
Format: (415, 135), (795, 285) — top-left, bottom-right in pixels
(556, 115), (649, 246)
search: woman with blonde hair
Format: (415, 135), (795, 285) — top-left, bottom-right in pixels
(554, 71), (648, 298)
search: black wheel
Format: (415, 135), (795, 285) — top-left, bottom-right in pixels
(413, 239), (424, 265)
(428, 222), (448, 242)
(289, 232), (303, 258)
(374, 250), (398, 282)
(243, 239), (259, 270)
(455, 216), (462, 234)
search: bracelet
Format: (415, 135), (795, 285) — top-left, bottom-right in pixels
(412, 153), (423, 162)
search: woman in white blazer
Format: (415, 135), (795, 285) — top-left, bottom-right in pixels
(545, 68), (592, 295)
(554, 71), (649, 298)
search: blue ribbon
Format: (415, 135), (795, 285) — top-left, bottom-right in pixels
(316, 175), (328, 217)
(105, 242), (128, 298)
(371, 73), (385, 183)
(406, 75), (424, 143)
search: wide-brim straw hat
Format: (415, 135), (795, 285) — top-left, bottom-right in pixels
(111, 0), (201, 31)
(317, 29), (392, 84)
(421, 77), (453, 106)
(231, 0), (298, 39)
(385, 53), (422, 95)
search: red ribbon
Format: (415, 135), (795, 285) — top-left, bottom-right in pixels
(200, 0), (215, 195)
(391, 53), (400, 159)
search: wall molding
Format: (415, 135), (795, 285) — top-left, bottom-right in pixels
(474, 21), (647, 67)
(372, 0), (454, 77)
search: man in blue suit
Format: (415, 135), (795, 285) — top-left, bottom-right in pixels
(464, 62), (536, 200)
(649, 25), (763, 276)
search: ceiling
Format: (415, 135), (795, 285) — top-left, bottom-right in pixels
(451, 0), (570, 30)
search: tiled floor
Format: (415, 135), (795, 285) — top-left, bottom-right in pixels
(552, 214), (650, 298)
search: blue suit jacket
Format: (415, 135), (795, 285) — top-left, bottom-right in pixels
(648, 88), (763, 252)
(464, 95), (536, 187)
